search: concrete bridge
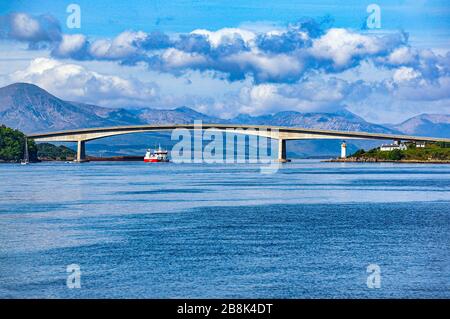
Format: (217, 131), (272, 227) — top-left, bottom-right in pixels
(28, 124), (450, 162)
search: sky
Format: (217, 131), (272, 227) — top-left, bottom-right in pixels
(0, 0), (449, 123)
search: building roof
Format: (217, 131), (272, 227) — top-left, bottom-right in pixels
(381, 144), (402, 147)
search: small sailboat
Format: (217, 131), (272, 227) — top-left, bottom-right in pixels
(21, 138), (29, 165)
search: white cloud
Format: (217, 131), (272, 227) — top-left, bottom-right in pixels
(2, 13), (61, 44)
(309, 28), (398, 69)
(9, 58), (159, 107)
(392, 66), (421, 83)
(384, 46), (418, 65)
(161, 48), (208, 69)
(222, 51), (304, 83)
(9, 13), (41, 41)
(52, 34), (88, 58)
(391, 75), (450, 101)
(233, 77), (352, 116)
(191, 28), (256, 48)
(89, 31), (147, 60)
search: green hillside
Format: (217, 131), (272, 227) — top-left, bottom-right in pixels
(0, 125), (78, 162)
(350, 142), (450, 161)
(0, 125), (37, 162)
(37, 143), (76, 161)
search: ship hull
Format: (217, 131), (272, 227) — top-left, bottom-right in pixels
(144, 158), (169, 163)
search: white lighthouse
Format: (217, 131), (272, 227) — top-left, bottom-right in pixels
(341, 141), (347, 159)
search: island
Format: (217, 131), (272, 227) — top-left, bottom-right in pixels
(331, 141), (450, 163)
(36, 143), (77, 161)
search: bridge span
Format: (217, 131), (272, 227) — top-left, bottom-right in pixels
(28, 124), (450, 162)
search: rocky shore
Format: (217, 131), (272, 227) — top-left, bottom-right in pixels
(327, 158), (450, 164)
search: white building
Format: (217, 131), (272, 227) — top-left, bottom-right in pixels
(415, 142), (426, 148)
(380, 142), (407, 151)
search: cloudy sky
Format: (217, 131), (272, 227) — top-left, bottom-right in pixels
(0, 0), (449, 123)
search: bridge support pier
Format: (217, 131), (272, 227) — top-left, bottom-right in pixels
(75, 140), (88, 162)
(277, 139), (290, 163)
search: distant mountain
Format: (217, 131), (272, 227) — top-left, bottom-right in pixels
(137, 106), (222, 125)
(0, 83), (222, 133)
(391, 114), (450, 138)
(229, 110), (398, 133)
(0, 83), (143, 133)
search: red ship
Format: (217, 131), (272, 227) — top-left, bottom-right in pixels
(144, 146), (169, 162)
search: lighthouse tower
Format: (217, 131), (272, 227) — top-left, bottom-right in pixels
(341, 141), (347, 159)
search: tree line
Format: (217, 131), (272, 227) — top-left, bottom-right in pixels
(0, 125), (38, 162)
(0, 125), (76, 162)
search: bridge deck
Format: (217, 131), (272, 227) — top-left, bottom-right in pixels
(28, 124), (450, 143)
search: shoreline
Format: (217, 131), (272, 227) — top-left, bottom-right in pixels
(41, 155), (144, 162)
(3, 157), (450, 164)
(86, 156), (143, 162)
(0, 156), (144, 163)
(327, 158), (450, 164)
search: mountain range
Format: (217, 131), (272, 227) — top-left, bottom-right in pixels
(389, 114), (450, 138)
(0, 82), (401, 133)
(1, 83), (449, 157)
(0, 83), (221, 133)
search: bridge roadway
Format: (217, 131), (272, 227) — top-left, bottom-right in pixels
(28, 124), (450, 162)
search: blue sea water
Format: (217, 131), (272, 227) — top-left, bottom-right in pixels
(0, 160), (449, 298)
